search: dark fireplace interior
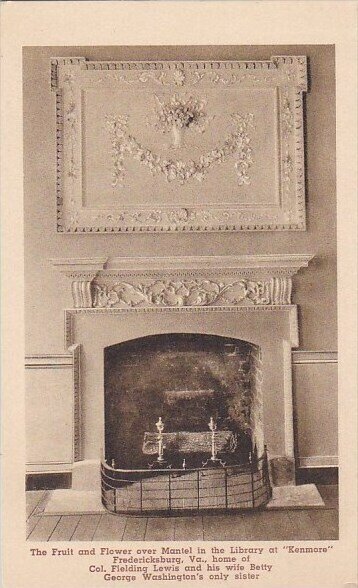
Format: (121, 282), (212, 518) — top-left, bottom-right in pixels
(104, 333), (263, 470)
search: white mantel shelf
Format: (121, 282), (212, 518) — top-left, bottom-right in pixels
(51, 254), (314, 273)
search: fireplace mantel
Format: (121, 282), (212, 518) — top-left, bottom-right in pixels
(51, 254), (314, 312)
(49, 253), (314, 489)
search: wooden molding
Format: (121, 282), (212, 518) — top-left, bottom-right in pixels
(25, 355), (73, 368)
(298, 455), (338, 468)
(51, 254), (314, 310)
(64, 305), (300, 350)
(26, 462), (73, 474)
(292, 351), (338, 364)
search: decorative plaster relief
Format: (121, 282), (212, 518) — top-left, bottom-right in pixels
(92, 278), (288, 308)
(106, 111), (254, 188)
(51, 255), (312, 309)
(51, 254), (310, 354)
(51, 56), (307, 232)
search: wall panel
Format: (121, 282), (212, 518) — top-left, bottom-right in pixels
(293, 352), (338, 467)
(25, 357), (74, 472)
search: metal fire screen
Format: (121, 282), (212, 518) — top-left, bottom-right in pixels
(101, 454), (272, 515)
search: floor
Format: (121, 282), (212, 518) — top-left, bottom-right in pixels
(26, 485), (338, 541)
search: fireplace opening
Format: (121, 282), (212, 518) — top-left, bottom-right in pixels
(104, 333), (263, 470)
(101, 333), (270, 515)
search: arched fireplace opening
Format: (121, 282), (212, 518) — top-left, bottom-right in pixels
(104, 333), (264, 471)
(102, 334), (270, 513)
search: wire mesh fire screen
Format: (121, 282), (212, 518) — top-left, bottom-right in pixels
(101, 451), (272, 515)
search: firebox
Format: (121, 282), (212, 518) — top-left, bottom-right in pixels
(101, 333), (271, 513)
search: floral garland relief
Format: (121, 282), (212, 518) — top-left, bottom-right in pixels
(105, 93), (254, 188)
(92, 279), (270, 309)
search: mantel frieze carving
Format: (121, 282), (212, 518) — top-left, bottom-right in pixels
(51, 255), (313, 310)
(92, 277), (291, 309)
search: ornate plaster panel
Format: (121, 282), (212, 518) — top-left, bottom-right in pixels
(51, 56), (307, 233)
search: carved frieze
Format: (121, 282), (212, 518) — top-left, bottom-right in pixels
(92, 278), (287, 308)
(51, 254), (313, 310)
(51, 56), (307, 233)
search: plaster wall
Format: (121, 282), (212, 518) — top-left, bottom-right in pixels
(24, 44), (336, 353)
(24, 45), (337, 470)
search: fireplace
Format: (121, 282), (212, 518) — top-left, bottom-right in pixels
(104, 333), (262, 469)
(100, 333), (272, 513)
(49, 254), (318, 512)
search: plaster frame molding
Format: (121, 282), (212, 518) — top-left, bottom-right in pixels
(51, 56), (307, 233)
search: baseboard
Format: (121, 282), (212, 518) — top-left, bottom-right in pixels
(26, 473), (72, 491)
(296, 467), (338, 486)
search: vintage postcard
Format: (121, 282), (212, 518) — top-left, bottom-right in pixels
(1, 2), (357, 587)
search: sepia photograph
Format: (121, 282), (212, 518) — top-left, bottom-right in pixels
(24, 44), (338, 541)
(1, 3), (356, 587)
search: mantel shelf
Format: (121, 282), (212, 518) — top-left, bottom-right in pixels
(51, 254), (314, 273)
